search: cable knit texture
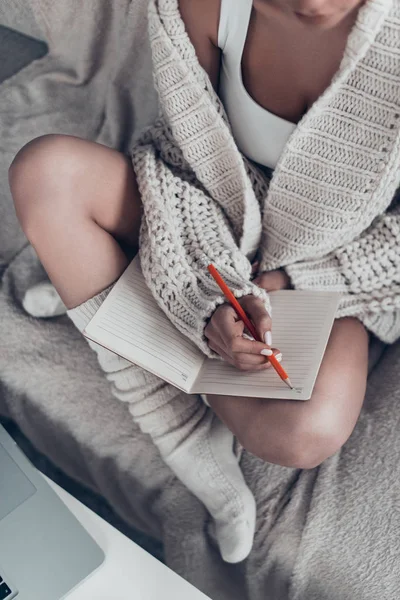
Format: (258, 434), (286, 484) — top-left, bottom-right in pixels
(132, 0), (400, 346)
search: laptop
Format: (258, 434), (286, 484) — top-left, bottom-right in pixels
(0, 423), (105, 600)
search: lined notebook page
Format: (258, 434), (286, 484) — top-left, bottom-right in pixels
(84, 257), (204, 392)
(193, 291), (340, 400)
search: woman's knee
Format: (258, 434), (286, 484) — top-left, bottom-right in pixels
(290, 404), (352, 469)
(9, 134), (141, 248)
(241, 399), (354, 470)
(9, 134), (88, 234)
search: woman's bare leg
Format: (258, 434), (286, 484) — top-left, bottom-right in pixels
(207, 316), (370, 469)
(9, 138), (369, 473)
(9, 134), (142, 308)
(8, 134), (257, 562)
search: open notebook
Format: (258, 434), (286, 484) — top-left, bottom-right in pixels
(84, 257), (340, 400)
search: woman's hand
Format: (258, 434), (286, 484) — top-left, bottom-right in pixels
(204, 268), (291, 370)
(205, 295), (277, 371)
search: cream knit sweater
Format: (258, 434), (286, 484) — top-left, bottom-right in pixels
(132, 0), (400, 350)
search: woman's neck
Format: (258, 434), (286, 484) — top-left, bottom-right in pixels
(252, 0), (365, 31)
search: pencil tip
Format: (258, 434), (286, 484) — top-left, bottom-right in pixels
(285, 378), (294, 389)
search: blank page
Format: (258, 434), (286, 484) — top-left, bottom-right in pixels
(194, 291), (340, 400)
(84, 256), (204, 391)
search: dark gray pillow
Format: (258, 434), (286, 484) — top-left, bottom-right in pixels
(0, 25), (47, 85)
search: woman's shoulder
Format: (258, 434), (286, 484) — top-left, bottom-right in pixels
(178, 0), (222, 88)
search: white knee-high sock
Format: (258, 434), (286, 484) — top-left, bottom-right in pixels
(67, 287), (256, 563)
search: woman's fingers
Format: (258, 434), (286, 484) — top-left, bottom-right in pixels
(232, 347), (283, 371)
(229, 335), (271, 356)
(208, 339), (282, 372)
(208, 331), (272, 365)
(205, 296), (278, 370)
(205, 304), (243, 347)
(208, 341), (267, 370)
(238, 295), (272, 345)
(208, 309), (271, 355)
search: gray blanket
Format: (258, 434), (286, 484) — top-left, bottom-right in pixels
(1, 2), (399, 598)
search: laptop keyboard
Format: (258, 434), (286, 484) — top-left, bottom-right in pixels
(0, 576), (13, 599)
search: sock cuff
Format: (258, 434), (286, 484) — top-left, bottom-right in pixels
(200, 394), (210, 407)
(67, 284), (114, 332)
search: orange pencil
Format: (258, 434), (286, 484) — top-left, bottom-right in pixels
(207, 264), (293, 390)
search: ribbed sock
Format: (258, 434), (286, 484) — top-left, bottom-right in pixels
(67, 289), (256, 562)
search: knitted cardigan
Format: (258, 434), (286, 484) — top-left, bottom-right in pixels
(131, 0), (400, 354)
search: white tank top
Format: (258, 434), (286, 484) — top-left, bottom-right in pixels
(218, 0), (296, 169)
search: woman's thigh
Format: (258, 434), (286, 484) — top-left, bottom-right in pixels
(207, 316), (370, 469)
(9, 134), (142, 307)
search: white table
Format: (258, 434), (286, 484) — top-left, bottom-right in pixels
(46, 478), (211, 600)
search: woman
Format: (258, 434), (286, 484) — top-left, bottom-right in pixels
(8, 0), (400, 563)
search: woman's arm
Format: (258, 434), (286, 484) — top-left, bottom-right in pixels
(178, 0), (221, 90)
(136, 0), (272, 357)
(286, 193), (400, 296)
(284, 192), (400, 342)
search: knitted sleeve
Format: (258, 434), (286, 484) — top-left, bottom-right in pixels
(132, 141), (270, 358)
(285, 195), (400, 343)
(137, 0), (275, 355)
